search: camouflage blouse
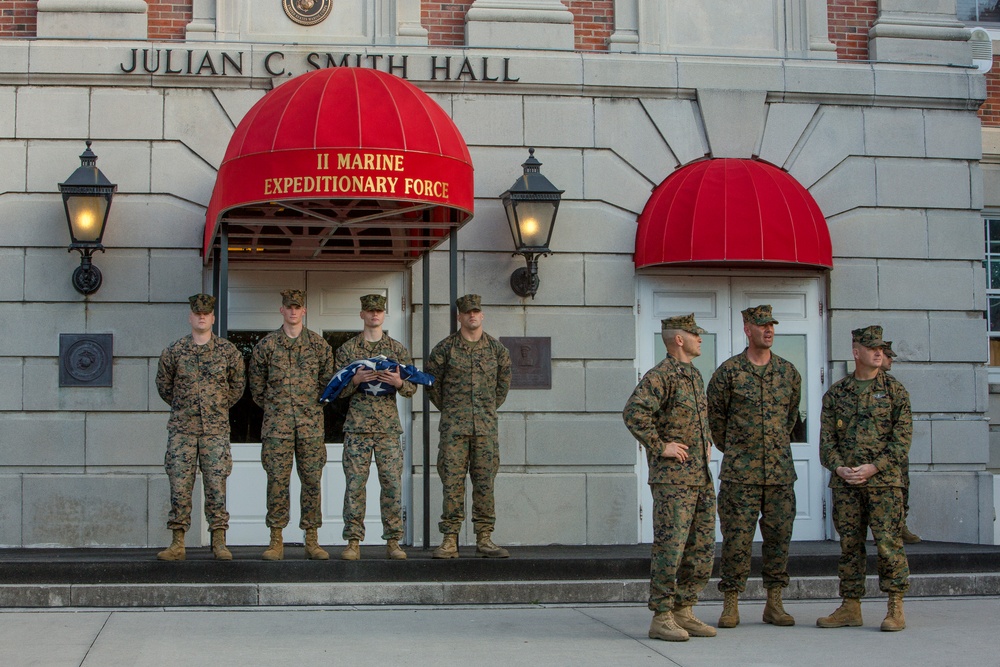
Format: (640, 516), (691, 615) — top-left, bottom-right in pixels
(425, 332), (511, 439)
(820, 370), (912, 488)
(249, 328), (334, 440)
(707, 350), (801, 485)
(334, 332), (416, 436)
(622, 354), (713, 487)
(156, 334), (245, 436)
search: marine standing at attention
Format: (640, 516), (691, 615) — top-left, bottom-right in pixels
(155, 293), (245, 561)
(623, 313), (717, 643)
(249, 289), (335, 561)
(335, 294), (416, 561)
(426, 294), (512, 559)
(817, 325), (911, 632)
(707, 304), (801, 628)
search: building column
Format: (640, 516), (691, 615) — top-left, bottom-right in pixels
(185, 0), (217, 41)
(36, 0), (147, 40)
(465, 0), (575, 50)
(869, 0), (971, 65)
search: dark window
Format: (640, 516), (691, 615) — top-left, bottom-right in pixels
(985, 217), (1000, 367)
(959, 0), (1000, 24)
(226, 329), (360, 443)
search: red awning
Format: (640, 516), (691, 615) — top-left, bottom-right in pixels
(635, 158), (832, 269)
(203, 67), (474, 264)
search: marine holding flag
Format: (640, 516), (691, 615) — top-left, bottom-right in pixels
(334, 294), (417, 561)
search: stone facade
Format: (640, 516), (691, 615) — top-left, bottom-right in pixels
(0, 0), (993, 547)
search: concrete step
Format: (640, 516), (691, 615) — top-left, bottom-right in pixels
(1, 541), (997, 607)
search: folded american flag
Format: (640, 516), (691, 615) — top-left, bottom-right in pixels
(321, 355), (435, 403)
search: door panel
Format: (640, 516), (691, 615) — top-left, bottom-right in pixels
(637, 275), (827, 542)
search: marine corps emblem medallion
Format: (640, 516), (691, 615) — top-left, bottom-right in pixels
(282, 0), (332, 26)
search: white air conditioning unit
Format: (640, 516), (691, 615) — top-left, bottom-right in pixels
(971, 27), (996, 74)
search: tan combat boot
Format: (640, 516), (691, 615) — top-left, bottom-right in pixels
(901, 525), (921, 544)
(475, 531), (510, 558)
(211, 528), (232, 561)
(341, 539), (360, 561)
(762, 586), (795, 626)
(816, 598), (863, 628)
(157, 529), (186, 561)
(880, 592), (906, 632)
(433, 534), (459, 559)
(672, 604), (717, 637)
(717, 590), (740, 628)
(648, 611), (689, 642)
(386, 539), (407, 560)
(304, 528), (329, 560)
(261, 528), (283, 561)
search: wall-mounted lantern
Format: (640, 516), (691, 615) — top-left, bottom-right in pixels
(500, 148), (563, 299)
(59, 141), (117, 295)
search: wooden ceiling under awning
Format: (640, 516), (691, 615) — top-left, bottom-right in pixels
(203, 66), (474, 265)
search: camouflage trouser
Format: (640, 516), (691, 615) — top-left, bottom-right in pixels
(437, 434), (498, 536)
(648, 482), (717, 613)
(342, 433), (404, 541)
(261, 433), (326, 530)
(164, 432), (232, 531)
(717, 481), (795, 592)
(832, 486), (910, 597)
(902, 465), (911, 517)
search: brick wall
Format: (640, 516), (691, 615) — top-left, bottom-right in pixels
(828, 0), (877, 61)
(0, 0), (37, 38)
(980, 56), (1000, 127)
(566, 0), (613, 51)
(147, 1), (191, 41)
(424, 1), (473, 46)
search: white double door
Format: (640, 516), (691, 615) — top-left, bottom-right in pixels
(637, 274), (828, 543)
(225, 269), (410, 546)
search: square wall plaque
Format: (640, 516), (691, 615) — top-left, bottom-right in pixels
(59, 333), (113, 387)
(500, 336), (551, 390)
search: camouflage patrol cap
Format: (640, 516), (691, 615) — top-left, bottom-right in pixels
(661, 313), (707, 335)
(360, 294), (387, 311)
(281, 289), (305, 307)
(742, 304), (779, 326)
(456, 294), (482, 313)
(883, 340), (898, 358)
(852, 325), (885, 349)
(188, 293), (216, 314)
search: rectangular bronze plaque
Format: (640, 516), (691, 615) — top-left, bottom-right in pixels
(500, 337), (551, 390)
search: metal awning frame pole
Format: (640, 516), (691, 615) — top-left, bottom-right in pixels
(218, 223), (229, 337)
(422, 248), (431, 549)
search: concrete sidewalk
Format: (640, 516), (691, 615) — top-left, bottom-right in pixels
(5, 597), (999, 667)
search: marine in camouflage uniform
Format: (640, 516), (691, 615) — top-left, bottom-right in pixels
(336, 294), (416, 561)
(707, 304), (801, 627)
(155, 293), (245, 561)
(426, 294), (512, 559)
(817, 325), (911, 632)
(882, 341), (921, 544)
(249, 289), (335, 560)
(623, 313), (717, 642)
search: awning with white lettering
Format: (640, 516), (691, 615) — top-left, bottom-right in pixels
(203, 67), (474, 264)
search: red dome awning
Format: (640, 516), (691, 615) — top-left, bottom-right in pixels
(204, 67), (474, 264)
(635, 158), (832, 269)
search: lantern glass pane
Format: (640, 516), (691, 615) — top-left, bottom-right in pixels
(514, 201), (555, 248)
(504, 199), (519, 247)
(66, 196), (107, 243)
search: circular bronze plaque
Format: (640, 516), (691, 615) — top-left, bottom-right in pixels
(282, 0), (333, 26)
